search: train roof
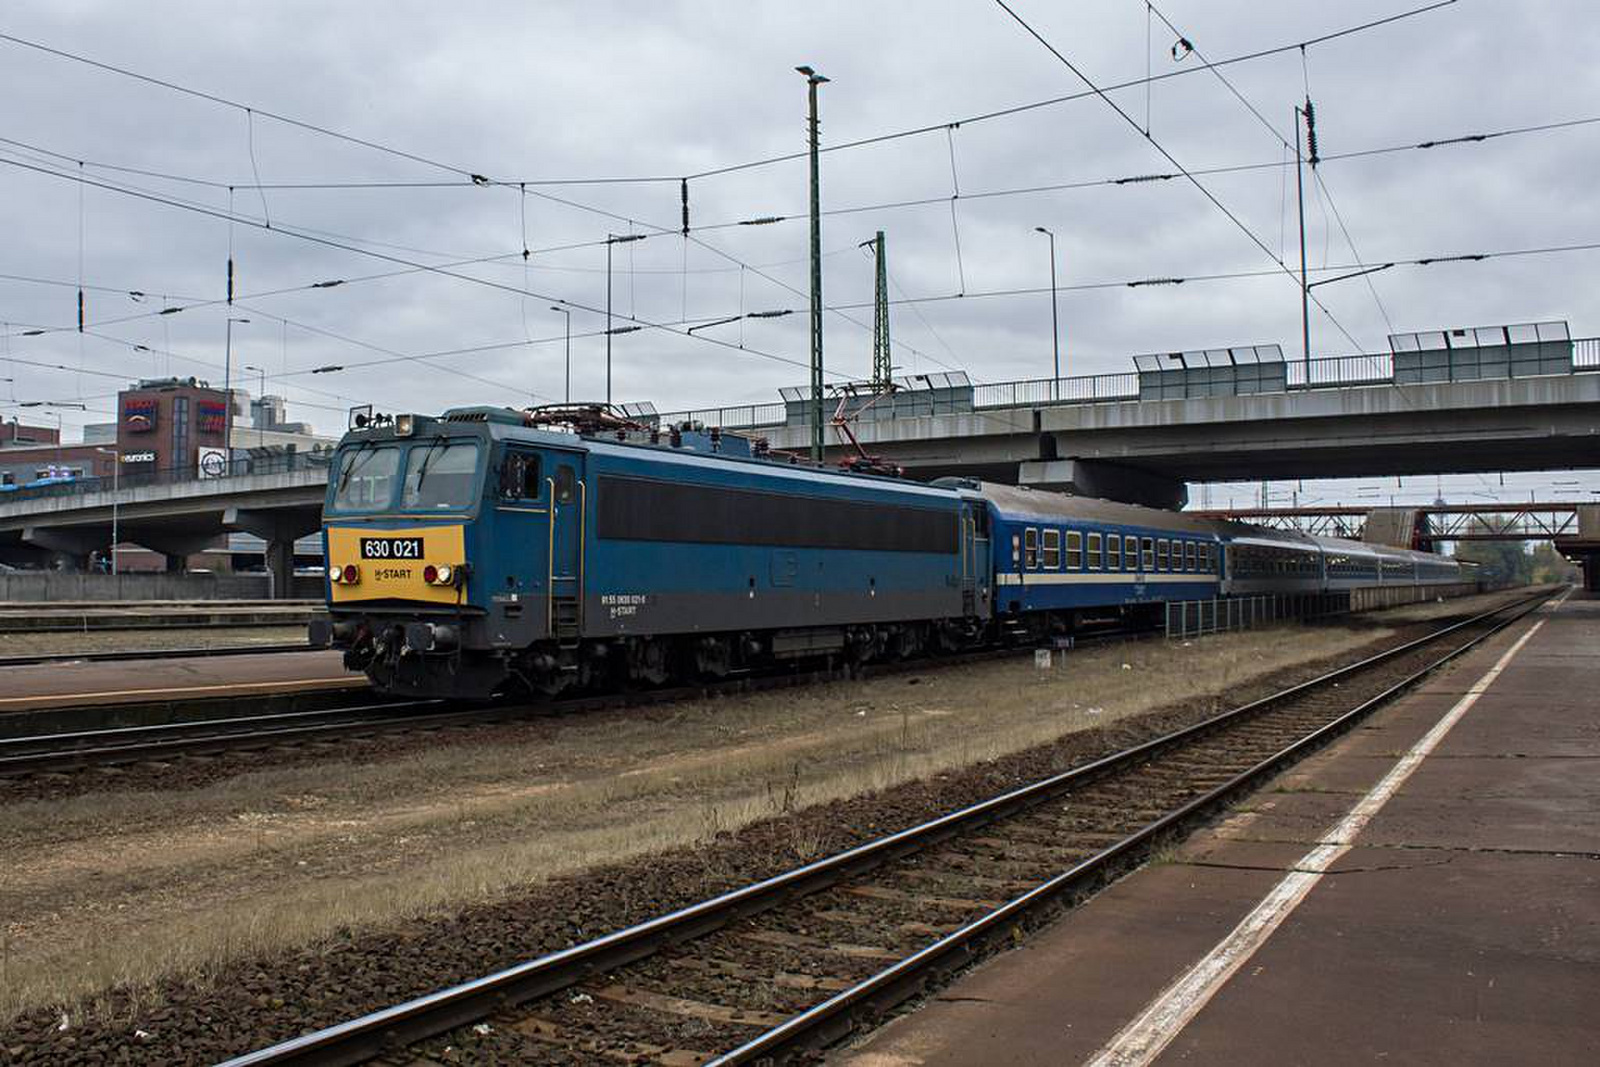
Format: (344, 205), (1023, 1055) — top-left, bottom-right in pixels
(975, 481), (1254, 537)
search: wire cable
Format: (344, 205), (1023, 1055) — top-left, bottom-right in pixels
(993, 0), (1367, 350)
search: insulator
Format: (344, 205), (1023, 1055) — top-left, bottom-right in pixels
(1303, 97), (1320, 166)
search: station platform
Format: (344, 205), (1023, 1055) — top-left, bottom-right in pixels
(0, 649), (360, 713)
(840, 590), (1597, 1066)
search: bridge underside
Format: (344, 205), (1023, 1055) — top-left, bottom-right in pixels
(0, 474), (324, 598)
(773, 374), (1600, 509)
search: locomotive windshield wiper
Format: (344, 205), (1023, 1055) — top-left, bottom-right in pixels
(411, 435), (448, 493)
(336, 439), (377, 494)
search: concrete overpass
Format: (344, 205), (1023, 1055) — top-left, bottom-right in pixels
(0, 455), (326, 597)
(661, 343), (1600, 509)
(755, 371), (1600, 508)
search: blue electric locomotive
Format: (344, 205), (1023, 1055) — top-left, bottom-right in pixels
(311, 406), (1471, 700)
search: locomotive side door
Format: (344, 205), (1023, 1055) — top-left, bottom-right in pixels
(547, 453), (586, 642)
(961, 501), (991, 617)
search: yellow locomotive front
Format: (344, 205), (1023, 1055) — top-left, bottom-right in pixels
(310, 413), (506, 698)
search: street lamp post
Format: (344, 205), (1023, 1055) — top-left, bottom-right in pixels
(243, 365), (267, 448)
(224, 317), (250, 452)
(604, 234), (645, 406)
(95, 446), (119, 575)
(549, 306), (571, 404)
(1034, 227), (1061, 399)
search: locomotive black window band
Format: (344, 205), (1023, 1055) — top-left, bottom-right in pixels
(596, 475), (958, 554)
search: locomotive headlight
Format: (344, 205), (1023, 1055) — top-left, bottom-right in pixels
(434, 563), (453, 585)
(394, 413), (415, 437)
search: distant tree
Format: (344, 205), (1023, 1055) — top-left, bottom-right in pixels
(1530, 541), (1580, 584)
(1450, 519), (1533, 584)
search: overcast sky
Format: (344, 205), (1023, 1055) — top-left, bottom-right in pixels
(2, 0), (1597, 506)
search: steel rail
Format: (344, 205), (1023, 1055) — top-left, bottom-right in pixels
(0, 699), (449, 775)
(0, 642), (313, 668)
(0, 630), (1141, 778)
(217, 589), (1552, 1067)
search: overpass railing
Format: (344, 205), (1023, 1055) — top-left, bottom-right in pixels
(655, 336), (1600, 431)
(0, 450), (331, 506)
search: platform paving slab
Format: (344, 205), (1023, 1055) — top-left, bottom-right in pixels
(0, 649), (359, 712)
(837, 592), (1597, 1066)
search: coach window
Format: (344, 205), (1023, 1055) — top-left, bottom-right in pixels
(1157, 539), (1169, 571)
(498, 450), (542, 501)
(1185, 541), (1197, 571)
(1108, 534), (1122, 570)
(1042, 528), (1061, 569)
(1141, 537), (1155, 570)
(1087, 532), (1102, 570)
(1024, 527), (1039, 569)
(1066, 530), (1082, 569)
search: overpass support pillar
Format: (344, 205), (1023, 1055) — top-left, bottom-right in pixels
(1018, 458), (1187, 510)
(225, 507), (322, 600)
(22, 526), (107, 573)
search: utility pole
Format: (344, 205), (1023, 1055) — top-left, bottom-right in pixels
(550, 306), (571, 404)
(1035, 226), (1061, 398)
(224, 317), (250, 453)
(1293, 104), (1310, 371)
(604, 234), (645, 407)
(865, 230), (892, 390)
(95, 446), (119, 574)
(798, 65), (829, 463)
(244, 364), (267, 449)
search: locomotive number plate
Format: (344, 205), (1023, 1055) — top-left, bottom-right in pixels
(361, 537), (424, 560)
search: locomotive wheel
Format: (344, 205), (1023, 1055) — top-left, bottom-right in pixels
(628, 638), (672, 686)
(693, 636), (732, 678)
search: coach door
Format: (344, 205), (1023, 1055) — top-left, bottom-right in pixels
(547, 454), (586, 642)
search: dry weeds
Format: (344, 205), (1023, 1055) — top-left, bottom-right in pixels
(0, 618), (1404, 1021)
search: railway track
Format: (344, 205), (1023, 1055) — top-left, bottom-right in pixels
(0, 642), (312, 669)
(0, 625), (1151, 783)
(216, 588), (1553, 1067)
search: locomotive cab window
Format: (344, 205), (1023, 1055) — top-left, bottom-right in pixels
(401, 438), (481, 512)
(1066, 531), (1083, 569)
(1042, 528), (1061, 569)
(1108, 534), (1122, 570)
(330, 444), (401, 513)
(498, 451), (542, 501)
(1087, 532), (1102, 570)
(1024, 527), (1039, 569)
(1141, 537), (1155, 570)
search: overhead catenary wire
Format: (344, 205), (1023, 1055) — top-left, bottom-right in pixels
(992, 0), (1368, 351)
(10, 238), (1599, 425)
(1145, 0), (1396, 336)
(4, 102), (1591, 344)
(0, 4), (1457, 193)
(0, 154), (836, 382)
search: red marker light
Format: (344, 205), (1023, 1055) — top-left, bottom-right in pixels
(423, 564), (438, 585)
(342, 564), (359, 585)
